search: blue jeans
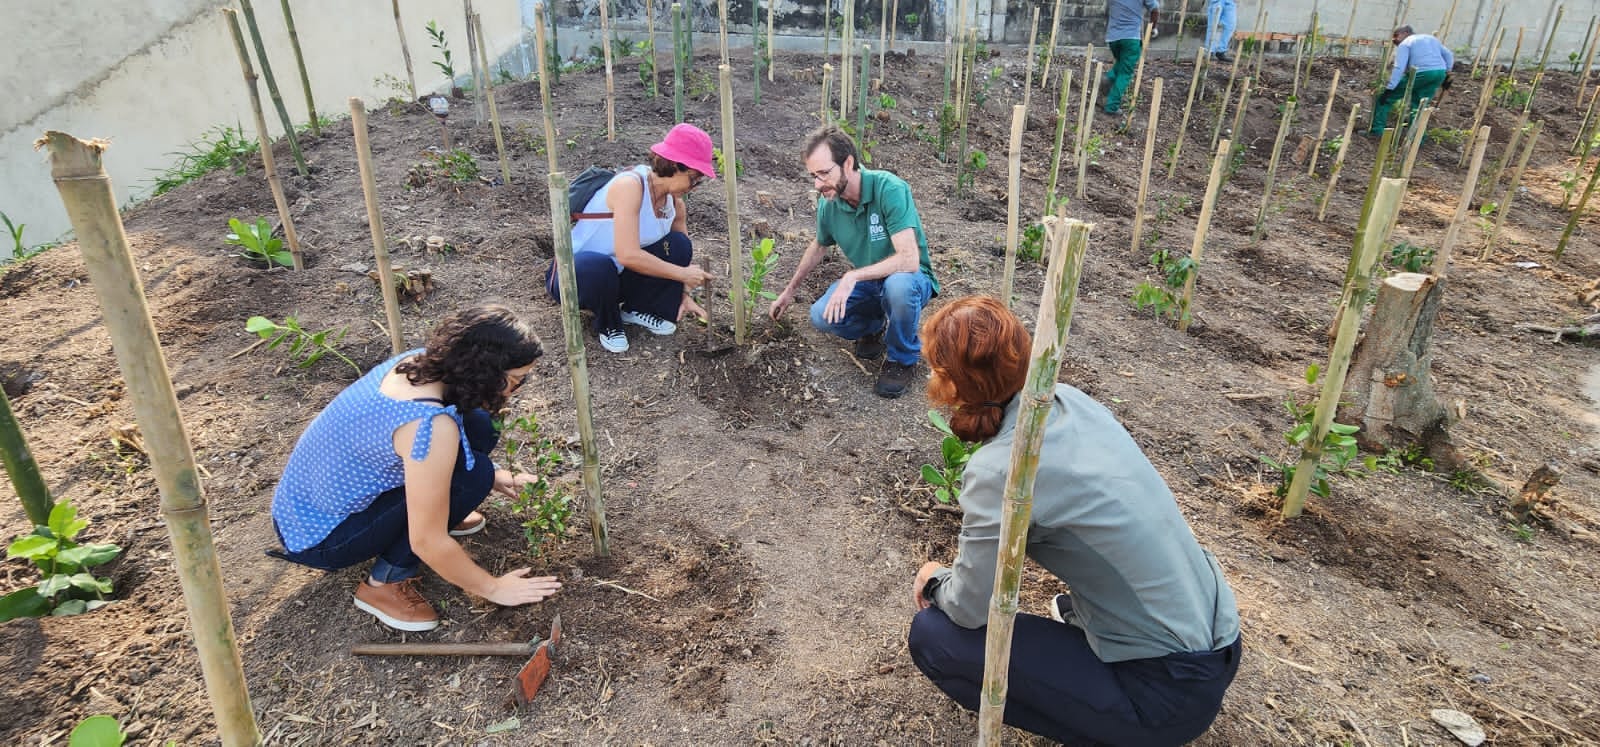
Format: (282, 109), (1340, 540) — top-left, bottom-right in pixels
(809, 272), (934, 366)
(909, 605), (1242, 746)
(274, 409), (499, 582)
(1207, 0), (1236, 53)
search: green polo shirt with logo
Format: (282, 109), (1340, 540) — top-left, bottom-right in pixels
(816, 169), (940, 294)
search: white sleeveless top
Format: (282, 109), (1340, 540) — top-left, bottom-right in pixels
(571, 165), (676, 272)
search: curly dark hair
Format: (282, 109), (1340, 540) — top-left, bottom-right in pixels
(394, 304), (543, 413)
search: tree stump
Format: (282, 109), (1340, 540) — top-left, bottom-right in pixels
(1341, 272), (1454, 460)
(1510, 463), (1560, 525)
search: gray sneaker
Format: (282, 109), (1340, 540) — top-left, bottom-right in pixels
(599, 328), (629, 353)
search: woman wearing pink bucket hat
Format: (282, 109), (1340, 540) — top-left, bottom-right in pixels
(550, 123), (718, 354)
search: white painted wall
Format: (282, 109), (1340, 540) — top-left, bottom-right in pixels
(1, 1), (520, 245)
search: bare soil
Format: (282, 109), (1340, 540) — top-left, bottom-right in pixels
(4, 46), (1600, 746)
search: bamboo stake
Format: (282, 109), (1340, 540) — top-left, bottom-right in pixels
(1292, 34), (1307, 99)
(534, 4), (560, 174)
(1210, 45), (1245, 151)
(1003, 105), (1026, 303)
(718, 65), (747, 344)
(279, 0), (318, 136)
(841, 0), (854, 121)
(1525, 8), (1563, 111)
(1318, 104), (1360, 221)
(1042, 0), (1064, 87)
(1309, 69), (1341, 175)
(1223, 78), (1253, 179)
(1173, 0), (1191, 61)
(768, 0), (776, 81)
(224, 9), (304, 271)
(1581, 16), (1600, 103)
(1077, 61), (1104, 199)
(1282, 177), (1406, 517)
(975, 217), (1093, 747)
(1127, 22), (1154, 118)
(1437, 125), (1491, 273)
(1131, 79), (1164, 252)
(1486, 113), (1529, 197)
(680, 0), (690, 76)
(1399, 105), (1434, 180)
(465, 0), (485, 125)
(1047, 70), (1074, 209)
(717, 0), (729, 66)
(889, 0), (899, 53)
(1341, 127), (1396, 289)
(392, 0), (417, 99)
(1252, 97), (1296, 242)
(857, 43), (870, 146)
(1508, 26), (1525, 80)
(349, 101), (406, 355)
(1168, 49), (1205, 178)
(1076, 45), (1095, 167)
(880, 0), (890, 76)
(648, 0), (658, 94)
(1463, 32), (1502, 167)
(820, 63), (833, 122)
(673, 2), (685, 123)
(1438, 0), (1461, 40)
(1178, 139), (1230, 332)
(1250, 10), (1269, 82)
(42, 130), (260, 746)
(753, 0), (762, 104)
(1304, 11), (1319, 88)
(1343, 0), (1358, 56)
(1574, 84), (1600, 155)
(600, 0), (616, 141)
(1556, 141), (1600, 259)
(823, 1), (833, 59)
(1482, 121), (1542, 258)
(237, 0), (308, 177)
(472, 13), (512, 183)
(0, 387), (52, 526)
(1023, 8), (1040, 111)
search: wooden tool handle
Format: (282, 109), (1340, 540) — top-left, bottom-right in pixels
(351, 642), (532, 656)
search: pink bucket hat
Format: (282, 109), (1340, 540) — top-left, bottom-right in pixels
(650, 123), (718, 179)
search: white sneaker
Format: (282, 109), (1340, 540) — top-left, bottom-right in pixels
(599, 328), (629, 353)
(1049, 593), (1070, 623)
(620, 310), (677, 335)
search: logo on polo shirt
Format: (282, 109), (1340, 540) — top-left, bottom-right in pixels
(869, 212), (886, 242)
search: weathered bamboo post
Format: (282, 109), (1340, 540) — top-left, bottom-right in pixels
(0, 387), (52, 526)
(975, 216), (1093, 747)
(857, 43), (871, 145)
(957, 32), (977, 192)
(1436, 125), (1491, 272)
(1168, 48), (1205, 178)
(880, 0), (891, 77)
(1482, 121), (1543, 258)
(1308, 70), (1341, 175)
(1046, 70), (1074, 210)
(1178, 139), (1230, 332)
(350, 100), (407, 355)
(1075, 45), (1095, 167)
(1076, 61), (1104, 199)
(841, 0), (855, 120)
(534, 4), (560, 173)
(1463, 35), (1501, 168)
(753, 0), (764, 104)
(1507, 26), (1526, 80)
(823, 1), (834, 59)
(1127, 22), (1155, 117)
(1002, 105), (1026, 303)
(1210, 48), (1245, 151)
(1250, 10), (1269, 81)
(43, 130), (260, 746)
(596, 2), (614, 140)
(1581, 17), (1600, 103)
(1252, 97), (1296, 242)
(648, 0), (659, 94)
(889, 0), (900, 53)
(1221, 79), (1253, 180)
(237, 0), (308, 177)
(1575, 85), (1600, 155)
(1318, 104), (1361, 220)
(1399, 105), (1434, 181)
(1282, 177), (1406, 517)
(1131, 79), (1164, 252)
(717, 0), (730, 66)
(1527, 5), (1564, 104)
(1041, 0), (1065, 87)
(392, 0), (417, 99)
(1339, 127), (1396, 291)
(1437, 0), (1461, 39)
(820, 63), (834, 122)
(464, 0), (486, 124)
(717, 65), (747, 345)
(1292, 34), (1307, 99)
(223, 9), (305, 271)
(1303, 11), (1320, 88)
(673, 2), (686, 123)
(1173, 0), (1192, 61)
(1023, 8), (1041, 111)
(1556, 145), (1600, 259)
(549, 0), (563, 83)
(1343, 0), (1359, 56)
(1485, 113), (1530, 197)
(472, 13), (512, 183)
(279, 0), (318, 136)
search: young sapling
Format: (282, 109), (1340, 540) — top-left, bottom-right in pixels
(225, 217), (294, 268)
(244, 315), (361, 373)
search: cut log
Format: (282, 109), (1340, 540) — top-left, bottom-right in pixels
(1340, 272), (1453, 459)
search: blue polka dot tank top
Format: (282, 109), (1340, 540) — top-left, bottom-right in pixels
(271, 349), (475, 552)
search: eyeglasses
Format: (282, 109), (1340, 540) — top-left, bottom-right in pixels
(808, 163), (841, 182)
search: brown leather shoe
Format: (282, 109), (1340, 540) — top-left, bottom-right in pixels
(875, 361), (916, 399)
(854, 331), (886, 361)
(354, 578), (440, 632)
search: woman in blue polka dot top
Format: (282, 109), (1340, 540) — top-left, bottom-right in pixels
(270, 305), (562, 631)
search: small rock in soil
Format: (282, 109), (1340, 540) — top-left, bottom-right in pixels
(1430, 708), (1486, 746)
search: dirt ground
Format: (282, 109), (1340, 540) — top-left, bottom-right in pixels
(3, 42), (1600, 746)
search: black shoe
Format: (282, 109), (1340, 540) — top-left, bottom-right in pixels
(874, 361), (915, 399)
(853, 331), (886, 361)
(1212, 51), (1234, 63)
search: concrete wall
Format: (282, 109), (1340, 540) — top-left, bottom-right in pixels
(1, 1), (520, 245)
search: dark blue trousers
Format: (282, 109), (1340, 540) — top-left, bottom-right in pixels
(908, 606), (1241, 746)
(547, 231), (693, 334)
(273, 408), (499, 582)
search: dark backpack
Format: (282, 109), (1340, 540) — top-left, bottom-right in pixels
(568, 166), (616, 222)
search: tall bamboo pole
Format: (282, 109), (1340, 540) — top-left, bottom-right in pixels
(717, 0), (729, 66)
(465, 0), (485, 125)
(1168, 49), (1205, 179)
(1041, 0), (1064, 87)
(975, 217), (1093, 747)
(716, 64), (747, 345)
(753, 0), (763, 103)
(1131, 79), (1164, 252)
(43, 130), (260, 747)
(1507, 26), (1525, 80)
(889, 0), (899, 52)
(1046, 70), (1074, 209)
(392, 0), (417, 99)
(1127, 22), (1155, 118)
(672, 2), (686, 123)
(1343, 0), (1358, 56)
(648, 0), (659, 93)
(1526, 6), (1564, 107)
(1580, 17), (1600, 103)
(768, 0), (776, 81)
(820, 63), (834, 122)
(1023, 8), (1040, 111)
(1486, 112), (1529, 197)
(1303, 11), (1319, 89)
(601, 0), (616, 141)
(1556, 143), (1600, 259)
(279, 0), (318, 136)
(880, 0), (890, 78)
(1002, 105), (1026, 303)
(1178, 139), (1230, 332)
(1309, 70), (1341, 175)
(841, 0), (855, 121)
(1076, 62), (1104, 199)
(237, 0), (308, 177)
(1341, 127), (1396, 290)
(1222, 79), (1253, 180)
(1292, 34), (1307, 99)
(549, 0), (563, 83)
(1399, 105), (1434, 180)
(1437, 0), (1461, 40)
(224, 9), (304, 271)
(1318, 104), (1360, 220)
(0, 387), (52, 526)
(472, 13), (512, 183)
(1437, 125), (1491, 273)
(1574, 84), (1600, 155)
(1210, 47), (1245, 151)
(1075, 45), (1095, 168)
(1463, 30), (1502, 168)
(349, 100), (406, 355)
(1482, 120), (1542, 258)
(1252, 97), (1296, 242)
(535, 4), (560, 173)
(1250, 11), (1269, 82)
(1173, 0), (1192, 61)
(1282, 177), (1406, 517)
(857, 43), (871, 147)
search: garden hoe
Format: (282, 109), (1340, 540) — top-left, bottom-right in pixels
(350, 614), (562, 707)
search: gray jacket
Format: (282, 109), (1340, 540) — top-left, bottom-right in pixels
(929, 384), (1240, 663)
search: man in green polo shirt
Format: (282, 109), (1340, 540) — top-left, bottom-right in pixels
(769, 126), (940, 398)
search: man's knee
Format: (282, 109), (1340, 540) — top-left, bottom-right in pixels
(883, 273), (928, 314)
(808, 296), (834, 332)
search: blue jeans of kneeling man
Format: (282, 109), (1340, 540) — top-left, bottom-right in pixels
(809, 272), (934, 366)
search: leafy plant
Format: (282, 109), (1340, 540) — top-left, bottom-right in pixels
(903, 12), (920, 26)
(1424, 128), (1469, 148)
(1084, 134), (1108, 165)
(1321, 135), (1345, 156)
(1364, 444), (1434, 474)
(1559, 169), (1582, 209)
(1384, 241), (1436, 273)
(1259, 367), (1362, 499)
(433, 149), (480, 182)
(1493, 76), (1530, 109)
(0, 499), (121, 621)
(1570, 50), (1583, 74)
(744, 237), (778, 319)
(713, 147), (746, 179)
(919, 410), (980, 504)
(635, 40), (658, 96)
(225, 217), (293, 268)
(878, 93), (898, 110)
(425, 20), (456, 81)
(1018, 222), (1046, 262)
(500, 414), (573, 555)
(1, 211), (51, 265)
(244, 315), (361, 373)
(1130, 247), (1196, 320)
(150, 125), (259, 196)
(68, 715), (127, 747)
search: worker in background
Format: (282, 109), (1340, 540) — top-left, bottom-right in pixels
(1104, 0), (1161, 114)
(1370, 25), (1454, 135)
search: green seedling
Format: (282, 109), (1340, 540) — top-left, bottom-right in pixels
(919, 409), (981, 504)
(426, 20), (455, 81)
(67, 715), (127, 747)
(1130, 247), (1196, 320)
(745, 237), (778, 319)
(635, 40), (658, 96)
(903, 12), (920, 26)
(879, 93), (898, 110)
(1363, 443), (1434, 474)
(150, 125), (258, 196)
(244, 315), (361, 373)
(1570, 51), (1583, 73)
(1321, 135), (1344, 156)
(1385, 241), (1436, 273)
(2, 211), (39, 263)
(713, 147), (746, 180)
(1018, 222), (1046, 262)
(1559, 169), (1582, 208)
(1259, 367), (1362, 499)
(1084, 134), (1108, 165)
(225, 217), (293, 268)
(1493, 77), (1530, 109)
(0, 498), (121, 621)
(500, 414), (573, 555)
(433, 149), (480, 182)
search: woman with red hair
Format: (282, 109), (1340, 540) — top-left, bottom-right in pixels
(908, 296), (1242, 746)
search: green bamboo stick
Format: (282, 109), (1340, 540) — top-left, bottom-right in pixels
(1556, 139), (1600, 259)
(1282, 177), (1406, 517)
(237, 0), (308, 177)
(1527, 5), (1564, 104)
(1023, 7), (1040, 111)
(1003, 105), (1026, 304)
(1047, 69), (1074, 209)
(1341, 127), (1396, 286)
(279, 0), (318, 136)
(1041, 0), (1065, 86)
(754, 0), (763, 104)
(0, 387), (53, 526)
(1076, 61), (1104, 199)
(549, 0), (563, 84)
(975, 217), (1093, 747)
(857, 43), (870, 149)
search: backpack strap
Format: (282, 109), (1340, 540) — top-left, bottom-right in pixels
(571, 169), (646, 222)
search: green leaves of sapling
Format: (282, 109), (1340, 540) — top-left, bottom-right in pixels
(245, 315), (361, 374)
(225, 217), (293, 267)
(919, 409), (980, 504)
(2, 497), (121, 621)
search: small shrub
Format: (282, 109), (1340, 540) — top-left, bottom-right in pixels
(713, 147), (746, 179)
(1259, 367), (1362, 499)
(500, 414), (573, 555)
(1321, 135), (1344, 156)
(425, 20), (455, 81)
(1129, 247), (1196, 321)
(744, 237), (777, 319)
(244, 315), (361, 373)
(1084, 134), (1108, 165)
(0, 498), (121, 621)
(1424, 127), (1469, 148)
(1384, 241), (1436, 273)
(1018, 222), (1046, 262)
(1493, 77), (1530, 109)
(636, 40), (658, 96)
(68, 714), (127, 747)
(433, 149), (480, 182)
(225, 217), (294, 268)
(919, 410), (980, 504)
